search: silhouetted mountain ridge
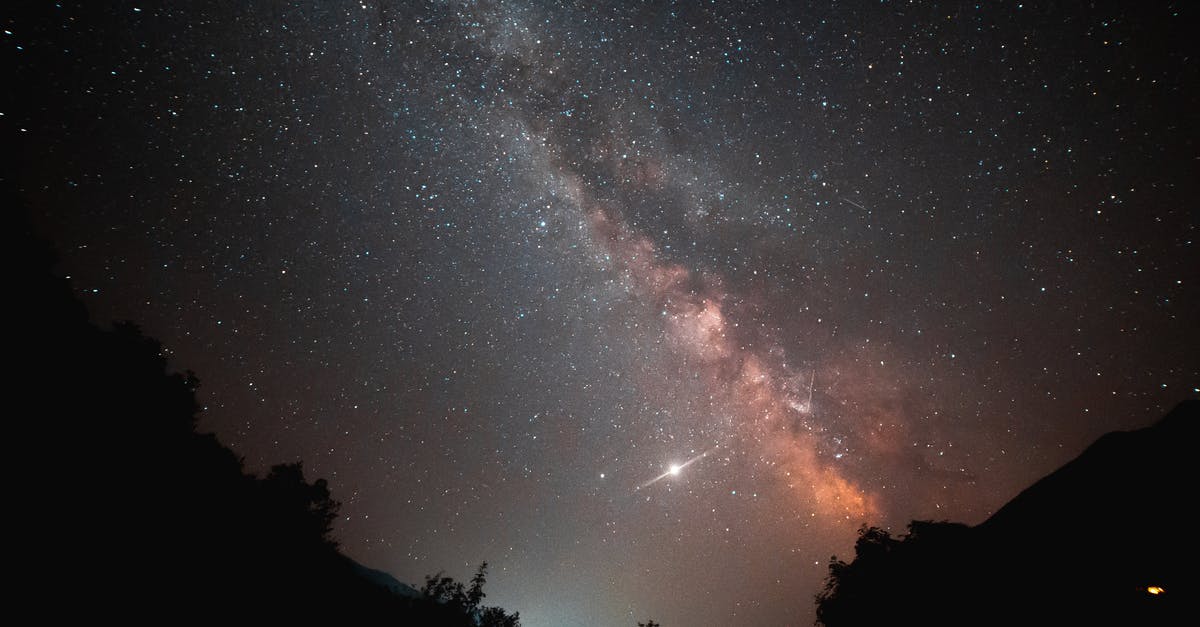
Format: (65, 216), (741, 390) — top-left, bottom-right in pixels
(980, 400), (1193, 546)
(348, 558), (423, 598)
(817, 401), (1197, 626)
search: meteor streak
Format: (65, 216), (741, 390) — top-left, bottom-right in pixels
(636, 446), (718, 490)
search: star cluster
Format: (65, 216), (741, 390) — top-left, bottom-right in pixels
(6, 2), (1197, 625)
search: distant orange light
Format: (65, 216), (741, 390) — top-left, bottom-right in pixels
(1146, 586), (1164, 595)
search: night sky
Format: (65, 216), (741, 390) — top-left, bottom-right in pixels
(6, 1), (1198, 625)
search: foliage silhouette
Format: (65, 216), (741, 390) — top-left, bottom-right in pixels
(815, 522), (973, 627)
(418, 563), (521, 626)
(11, 195), (521, 624)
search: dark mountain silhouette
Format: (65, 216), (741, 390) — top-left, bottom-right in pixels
(817, 401), (1197, 626)
(10, 193), (519, 624)
(350, 559), (423, 598)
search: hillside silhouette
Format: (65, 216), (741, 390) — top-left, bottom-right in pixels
(11, 200), (519, 624)
(816, 401), (1197, 626)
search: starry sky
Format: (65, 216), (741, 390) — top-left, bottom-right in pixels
(6, 1), (1198, 625)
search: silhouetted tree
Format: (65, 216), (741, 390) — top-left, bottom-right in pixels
(469, 561), (490, 608)
(11, 201), (525, 624)
(815, 522), (971, 627)
(259, 461), (341, 547)
(638, 620), (662, 627)
(420, 563), (521, 626)
(480, 605), (522, 627)
(423, 571), (469, 609)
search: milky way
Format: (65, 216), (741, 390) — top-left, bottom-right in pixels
(575, 171), (878, 519)
(9, 1), (1197, 625)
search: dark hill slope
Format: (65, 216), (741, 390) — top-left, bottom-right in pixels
(817, 401), (1197, 626)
